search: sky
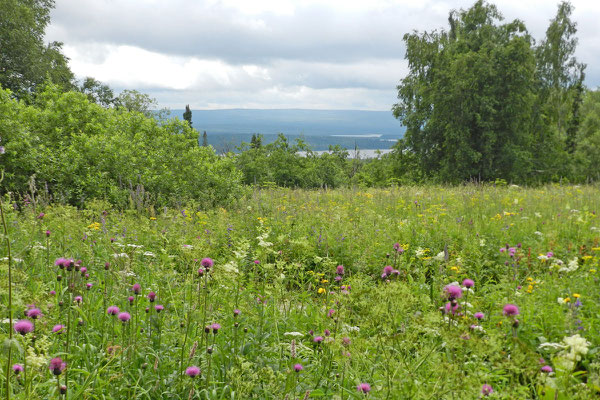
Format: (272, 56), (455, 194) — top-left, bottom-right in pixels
(46, 0), (600, 110)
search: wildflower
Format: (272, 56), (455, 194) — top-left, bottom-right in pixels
(502, 304), (519, 316)
(86, 283), (93, 290)
(313, 336), (324, 343)
(444, 285), (463, 300)
(27, 308), (42, 319)
(444, 302), (460, 315)
(462, 279), (474, 288)
(474, 312), (484, 320)
(74, 296), (82, 304)
(336, 265), (345, 275)
(128, 296), (134, 305)
(54, 258), (71, 268)
(382, 265), (393, 276)
(233, 309), (241, 317)
(118, 312), (131, 322)
(107, 306), (120, 315)
(481, 384), (493, 396)
(132, 283), (141, 295)
(393, 243), (404, 253)
(211, 323), (221, 334)
(147, 292), (156, 302)
(14, 320), (34, 335)
(52, 324), (65, 334)
(46, 230), (51, 237)
(541, 365), (553, 373)
(317, 288), (326, 294)
(12, 364), (23, 374)
(49, 290), (56, 296)
(356, 383), (371, 394)
(201, 258), (214, 268)
(324, 329), (331, 336)
(49, 358), (66, 375)
(155, 305), (164, 313)
(185, 366), (201, 377)
(293, 363), (303, 372)
(197, 268), (204, 276)
(573, 293), (580, 298)
(327, 309), (335, 318)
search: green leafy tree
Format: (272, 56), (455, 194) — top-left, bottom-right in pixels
(78, 77), (115, 108)
(0, 0), (74, 100)
(202, 131), (208, 147)
(393, 0), (536, 182)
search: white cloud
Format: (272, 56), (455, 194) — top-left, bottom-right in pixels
(48, 0), (600, 109)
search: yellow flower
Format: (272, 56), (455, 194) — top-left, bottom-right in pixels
(590, 269), (597, 273)
(527, 284), (534, 291)
(87, 222), (101, 231)
(527, 277), (533, 282)
(573, 293), (580, 298)
(317, 288), (326, 294)
(321, 279), (329, 284)
(450, 266), (459, 272)
(563, 297), (571, 303)
(150, 217), (156, 220)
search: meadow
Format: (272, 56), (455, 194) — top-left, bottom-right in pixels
(1, 185), (600, 399)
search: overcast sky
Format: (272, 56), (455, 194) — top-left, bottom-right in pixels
(46, 0), (600, 110)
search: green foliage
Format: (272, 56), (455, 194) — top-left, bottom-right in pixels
(1, 185), (599, 398)
(183, 105), (193, 127)
(0, 85), (244, 207)
(0, 0), (74, 100)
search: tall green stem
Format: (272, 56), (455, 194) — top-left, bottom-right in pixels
(1, 194), (13, 400)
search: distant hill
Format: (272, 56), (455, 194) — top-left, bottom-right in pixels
(166, 109), (405, 152)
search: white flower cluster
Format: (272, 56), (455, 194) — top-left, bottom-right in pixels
(558, 258), (579, 273)
(540, 334), (590, 372)
(434, 251), (445, 262)
(415, 247), (426, 258)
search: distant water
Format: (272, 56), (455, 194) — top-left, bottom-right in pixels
(298, 149), (392, 159)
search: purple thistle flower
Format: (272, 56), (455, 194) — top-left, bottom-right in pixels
(155, 305), (164, 313)
(462, 279), (474, 288)
(54, 258), (70, 268)
(444, 285), (463, 300)
(393, 243), (404, 253)
(502, 304), (519, 316)
(541, 365), (553, 373)
(336, 265), (345, 275)
(293, 363), (303, 372)
(327, 309), (335, 318)
(197, 268), (204, 276)
(128, 296), (134, 304)
(201, 258), (214, 268)
(356, 383), (371, 394)
(118, 312), (131, 322)
(313, 336), (324, 343)
(147, 292), (156, 302)
(342, 337), (351, 346)
(52, 324), (65, 334)
(233, 309), (241, 317)
(324, 329), (331, 336)
(444, 302), (460, 315)
(86, 283), (93, 290)
(132, 283), (141, 295)
(12, 364), (23, 374)
(14, 320), (34, 335)
(382, 265), (393, 276)
(49, 358), (66, 375)
(49, 290), (56, 296)
(335, 275), (343, 282)
(474, 312), (484, 320)
(107, 306), (120, 316)
(80, 267), (87, 274)
(185, 366), (201, 377)
(74, 296), (82, 304)
(27, 308), (42, 319)
(211, 323), (221, 333)
(481, 384), (493, 396)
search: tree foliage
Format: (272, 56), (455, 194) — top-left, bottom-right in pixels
(0, 0), (74, 100)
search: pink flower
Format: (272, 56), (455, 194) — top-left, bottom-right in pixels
(313, 336), (324, 343)
(14, 320), (34, 335)
(27, 308), (42, 319)
(49, 358), (66, 375)
(52, 324), (65, 334)
(155, 305), (164, 313)
(541, 365), (553, 373)
(147, 292), (156, 302)
(382, 265), (393, 276)
(502, 304), (519, 316)
(356, 383), (371, 393)
(293, 363), (303, 372)
(481, 384), (493, 396)
(327, 309), (336, 318)
(474, 312), (484, 320)
(107, 306), (120, 316)
(444, 285), (462, 300)
(13, 364), (23, 374)
(74, 296), (82, 304)
(201, 258), (214, 268)
(118, 312), (131, 322)
(336, 265), (345, 275)
(211, 323), (221, 333)
(462, 279), (474, 288)
(185, 366), (201, 377)
(132, 283), (141, 294)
